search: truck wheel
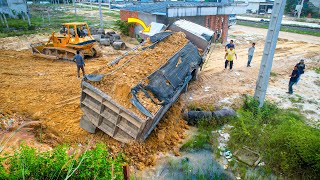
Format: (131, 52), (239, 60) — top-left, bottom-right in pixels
(182, 83), (188, 93)
(191, 68), (199, 81)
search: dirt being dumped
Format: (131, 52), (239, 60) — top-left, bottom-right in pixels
(123, 100), (189, 169)
(90, 32), (188, 118)
(0, 47), (189, 169)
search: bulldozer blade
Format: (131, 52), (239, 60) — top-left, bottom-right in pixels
(85, 74), (105, 82)
(33, 53), (59, 60)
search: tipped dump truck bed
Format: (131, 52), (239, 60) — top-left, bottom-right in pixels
(80, 20), (214, 143)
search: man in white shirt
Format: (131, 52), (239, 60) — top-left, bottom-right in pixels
(247, 43), (256, 67)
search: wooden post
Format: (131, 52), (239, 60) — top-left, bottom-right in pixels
(122, 165), (130, 180)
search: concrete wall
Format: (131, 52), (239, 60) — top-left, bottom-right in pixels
(137, 12), (156, 34)
(246, 2), (260, 13)
(167, 16), (206, 27)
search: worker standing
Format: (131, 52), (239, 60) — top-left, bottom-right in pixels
(225, 40), (235, 50)
(73, 50), (86, 79)
(224, 46), (237, 71)
(295, 59), (305, 84)
(287, 65), (300, 94)
(247, 43), (256, 67)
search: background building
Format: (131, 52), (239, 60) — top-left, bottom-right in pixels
(0, 0), (29, 18)
(120, 1), (247, 42)
(245, 0), (274, 14)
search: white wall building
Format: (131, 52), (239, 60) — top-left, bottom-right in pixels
(245, 0), (274, 14)
(0, 0), (29, 18)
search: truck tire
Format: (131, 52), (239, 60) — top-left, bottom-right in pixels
(182, 83), (188, 93)
(191, 68), (199, 81)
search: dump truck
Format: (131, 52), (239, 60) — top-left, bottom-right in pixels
(79, 20), (214, 143)
(31, 22), (101, 60)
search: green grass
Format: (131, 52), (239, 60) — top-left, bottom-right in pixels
(270, 71), (278, 77)
(180, 120), (214, 152)
(0, 143), (125, 179)
(227, 96), (320, 178)
(237, 21), (320, 37)
(313, 67), (320, 74)
(288, 94), (304, 103)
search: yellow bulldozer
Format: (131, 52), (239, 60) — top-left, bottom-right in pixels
(31, 22), (101, 60)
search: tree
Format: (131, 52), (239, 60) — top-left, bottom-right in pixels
(285, 0), (298, 14)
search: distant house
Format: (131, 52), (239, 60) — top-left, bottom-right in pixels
(245, 0), (274, 14)
(121, 1), (247, 43)
(0, 0), (29, 18)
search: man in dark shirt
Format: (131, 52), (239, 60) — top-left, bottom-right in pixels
(225, 40), (235, 50)
(287, 66), (300, 94)
(72, 50), (85, 79)
(295, 59), (305, 84)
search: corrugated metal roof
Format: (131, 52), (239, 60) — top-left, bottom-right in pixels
(173, 20), (214, 41)
(141, 22), (167, 36)
(124, 2), (229, 14)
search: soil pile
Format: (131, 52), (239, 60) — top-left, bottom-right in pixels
(90, 32), (188, 118)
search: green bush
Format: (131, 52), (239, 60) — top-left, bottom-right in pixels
(114, 20), (134, 36)
(0, 143), (125, 179)
(228, 96), (320, 178)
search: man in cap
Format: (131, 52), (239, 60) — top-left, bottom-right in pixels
(287, 65), (300, 94)
(295, 59), (305, 84)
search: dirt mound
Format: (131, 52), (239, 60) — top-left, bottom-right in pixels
(0, 34), (49, 51)
(90, 32), (188, 118)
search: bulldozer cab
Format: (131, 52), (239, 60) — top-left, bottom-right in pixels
(53, 22), (93, 47)
(31, 22), (99, 60)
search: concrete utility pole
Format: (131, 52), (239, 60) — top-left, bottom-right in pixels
(254, 0), (287, 107)
(99, 0), (103, 28)
(73, 0), (77, 15)
(298, 0), (305, 18)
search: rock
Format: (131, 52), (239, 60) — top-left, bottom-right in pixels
(92, 34), (101, 42)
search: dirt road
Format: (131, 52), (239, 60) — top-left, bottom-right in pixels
(232, 25), (320, 44)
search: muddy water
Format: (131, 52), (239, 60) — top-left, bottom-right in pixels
(134, 150), (235, 179)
